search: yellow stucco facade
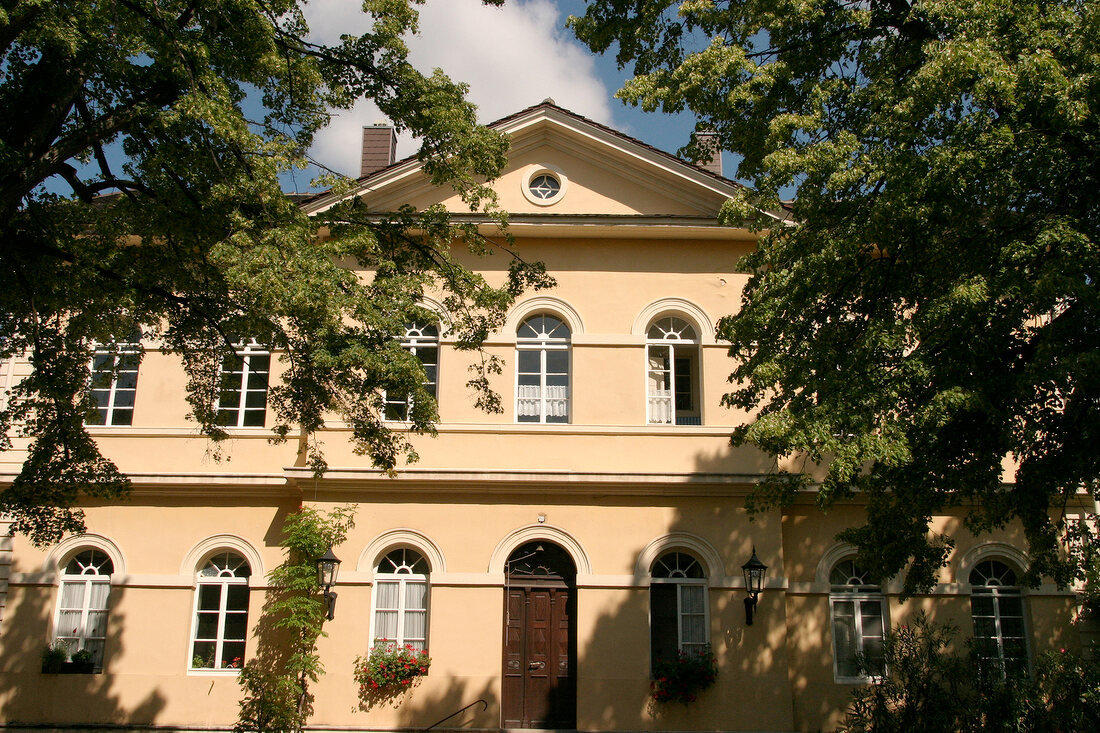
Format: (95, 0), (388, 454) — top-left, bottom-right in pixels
(0, 103), (1084, 733)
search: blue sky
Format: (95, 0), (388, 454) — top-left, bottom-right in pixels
(294, 0), (735, 192)
(46, 1), (737, 197)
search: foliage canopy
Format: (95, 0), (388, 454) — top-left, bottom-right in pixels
(0, 0), (544, 545)
(571, 0), (1100, 592)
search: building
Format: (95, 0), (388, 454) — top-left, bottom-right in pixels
(0, 102), (1085, 733)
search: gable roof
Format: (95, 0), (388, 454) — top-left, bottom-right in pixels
(301, 100), (787, 224)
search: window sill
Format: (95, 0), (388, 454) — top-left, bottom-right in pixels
(835, 675), (882, 685)
(42, 662), (100, 674)
(187, 667), (243, 677)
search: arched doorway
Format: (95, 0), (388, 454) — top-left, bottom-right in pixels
(502, 541), (577, 728)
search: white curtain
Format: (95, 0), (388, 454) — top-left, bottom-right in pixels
(545, 385), (568, 417)
(518, 385), (569, 418)
(679, 584), (707, 646)
(517, 384), (541, 417)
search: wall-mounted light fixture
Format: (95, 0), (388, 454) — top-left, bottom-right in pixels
(741, 546), (768, 626)
(316, 545), (342, 620)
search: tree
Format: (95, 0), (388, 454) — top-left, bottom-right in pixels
(0, 0), (546, 545)
(570, 1), (1100, 592)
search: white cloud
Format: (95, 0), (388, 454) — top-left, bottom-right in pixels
(304, 0), (614, 177)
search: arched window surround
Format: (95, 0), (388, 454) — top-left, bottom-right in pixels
(489, 525), (592, 576)
(181, 534), (264, 582)
(633, 533), (723, 586)
(358, 529), (447, 578)
(505, 297), (584, 336)
(631, 299), (715, 343)
(46, 533), (127, 579)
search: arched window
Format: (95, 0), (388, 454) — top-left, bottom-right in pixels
(646, 317), (701, 425)
(372, 548), (430, 650)
(384, 322), (440, 421)
(970, 559), (1028, 677)
(829, 558), (886, 680)
(86, 330), (142, 426)
(216, 338), (269, 428)
(516, 314), (570, 423)
(55, 549), (113, 667)
(190, 552), (251, 670)
(650, 551), (707, 670)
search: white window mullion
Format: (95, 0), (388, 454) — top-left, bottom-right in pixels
(216, 583), (229, 668)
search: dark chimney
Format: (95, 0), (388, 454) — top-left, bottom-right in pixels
(361, 124), (397, 177)
(692, 132), (723, 177)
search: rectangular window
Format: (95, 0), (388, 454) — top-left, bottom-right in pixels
(86, 344), (141, 426)
(971, 589), (1027, 677)
(831, 596), (885, 679)
(517, 348), (569, 423)
(650, 582), (708, 671)
(56, 578), (110, 666)
(646, 346), (700, 425)
(191, 583), (249, 669)
(373, 577), (429, 650)
(384, 345), (438, 421)
(216, 343), (269, 428)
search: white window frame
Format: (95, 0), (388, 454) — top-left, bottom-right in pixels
(645, 317), (701, 426)
(970, 559), (1029, 678)
(216, 338), (269, 428)
(54, 549), (113, 668)
(515, 315), (570, 424)
(188, 552), (251, 674)
(829, 558), (887, 682)
(650, 552), (709, 671)
(383, 323), (440, 422)
(86, 335), (142, 426)
(370, 548), (430, 651)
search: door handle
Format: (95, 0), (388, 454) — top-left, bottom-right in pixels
(528, 661), (545, 670)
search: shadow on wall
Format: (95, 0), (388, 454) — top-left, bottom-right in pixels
(0, 562), (166, 725)
(359, 677), (500, 731)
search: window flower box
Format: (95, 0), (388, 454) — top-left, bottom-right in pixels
(651, 646), (718, 705)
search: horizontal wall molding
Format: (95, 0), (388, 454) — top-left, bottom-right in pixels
(785, 580), (1077, 597)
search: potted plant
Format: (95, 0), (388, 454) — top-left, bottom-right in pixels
(70, 648), (96, 673)
(354, 641), (431, 701)
(41, 643), (68, 674)
(650, 646), (718, 705)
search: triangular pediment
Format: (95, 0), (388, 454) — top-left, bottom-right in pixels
(303, 103), (780, 223)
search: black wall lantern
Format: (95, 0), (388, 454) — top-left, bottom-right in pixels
(316, 545), (342, 620)
(741, 546), (768, 626)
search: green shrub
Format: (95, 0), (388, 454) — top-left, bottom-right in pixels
(839, 614), (1100, 733)
(840, 614), (966, 733)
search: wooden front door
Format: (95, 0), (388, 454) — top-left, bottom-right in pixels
(502, 542), (576, 729)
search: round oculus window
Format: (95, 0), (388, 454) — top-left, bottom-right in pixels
(528, 173), (561, 200)
(521, 166), (568, 205)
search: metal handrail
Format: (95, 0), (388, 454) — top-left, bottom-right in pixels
(421, 698), (488, 732)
